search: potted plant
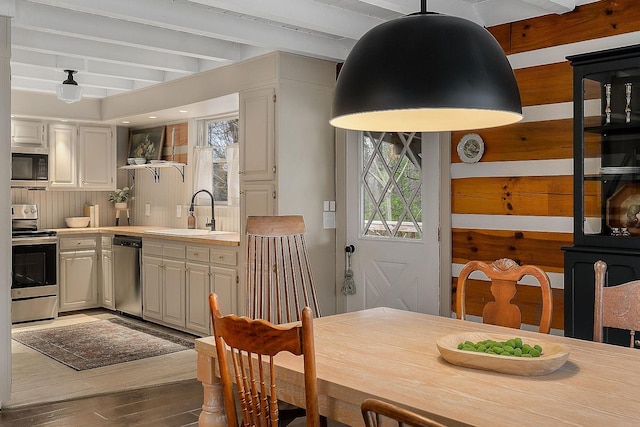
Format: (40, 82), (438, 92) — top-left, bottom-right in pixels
(108, 186), (134, 209)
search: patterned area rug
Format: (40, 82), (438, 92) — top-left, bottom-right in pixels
(12, 318), (195, 371)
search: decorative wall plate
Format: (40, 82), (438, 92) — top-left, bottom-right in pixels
(457, 133), (484, 163)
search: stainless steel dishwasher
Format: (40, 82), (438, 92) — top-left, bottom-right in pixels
(112, 235), (142, 317)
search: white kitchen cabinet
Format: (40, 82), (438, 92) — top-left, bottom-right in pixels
(142, 239), (186, 329)
(240, 87), (275, 182)
(11, 119), (46, 149)
(49, 123), (77, 189)
(79, 126), (115, 189)
(162, 258), (186, 328)
(241, 182), (275, 218)
(210, 265), (237, 318)
(100, 236), (114, 309)
(59, 236), (99, 312)
(186, 245), (238, 336)
(142, 254), (163, 321)
(186, 260), (210, 334)
(49, 124), (115, 190)
(239, 88), (276, 220)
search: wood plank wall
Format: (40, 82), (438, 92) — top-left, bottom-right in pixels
(450, 0), (640, 332)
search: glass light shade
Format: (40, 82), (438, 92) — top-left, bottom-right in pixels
(56, 83), (83, 104)
(331, 13), (523, 132)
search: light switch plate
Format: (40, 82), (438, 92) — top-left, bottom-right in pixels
(145, 203), (151, 216)
(176, 204), (182, 218)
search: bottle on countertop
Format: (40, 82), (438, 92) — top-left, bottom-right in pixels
(187, 211), (196, 229)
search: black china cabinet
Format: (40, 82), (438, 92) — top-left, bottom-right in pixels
(564, 44), (640, 347)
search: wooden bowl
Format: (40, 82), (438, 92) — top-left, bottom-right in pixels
(436, 332), (570, 376)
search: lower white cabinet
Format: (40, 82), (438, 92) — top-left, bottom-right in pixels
(142, 240), (186, 329)
(186, 263), (238, 335)
(59, 236), (99, 312)
(163, 258), (187, 328)
(143, 238), (237, 336)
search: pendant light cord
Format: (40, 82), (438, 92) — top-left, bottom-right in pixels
(421, 0), (427, 14)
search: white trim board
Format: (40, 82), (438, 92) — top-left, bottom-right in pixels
(452, 214), (572, 233)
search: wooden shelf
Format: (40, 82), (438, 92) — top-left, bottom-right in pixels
(119, 162), (185, 183)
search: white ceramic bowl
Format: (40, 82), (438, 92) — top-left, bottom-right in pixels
(65, 217), (91, 228)
(127, 157), (136, 165)
(134, 157), (147, 165)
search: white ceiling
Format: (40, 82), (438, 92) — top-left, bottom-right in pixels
(6, 0), (598, 101)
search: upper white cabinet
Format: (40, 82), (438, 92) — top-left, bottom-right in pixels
(49, 123), (77, 189)
(49, 124), (115, 190)
(79, 126), (115, 189)
(11, 119), (46, 150)
(240, 87), (275, 182)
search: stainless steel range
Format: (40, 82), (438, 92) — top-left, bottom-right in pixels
(11, 204), (58, 323)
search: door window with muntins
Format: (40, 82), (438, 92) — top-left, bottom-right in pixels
(361, 131), (422, 239)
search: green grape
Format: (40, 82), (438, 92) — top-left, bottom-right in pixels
(457, 337), (543, 357)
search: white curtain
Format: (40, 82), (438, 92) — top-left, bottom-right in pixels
(227, 143), (239, 206)
(192, 145), (214, 205)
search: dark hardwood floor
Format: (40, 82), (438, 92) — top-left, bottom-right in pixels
(0, 379), (203, 426)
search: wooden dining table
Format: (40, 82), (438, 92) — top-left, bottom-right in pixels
(195, 307), (640, 426)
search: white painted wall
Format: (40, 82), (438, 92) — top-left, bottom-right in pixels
(1, 14), (12, 406)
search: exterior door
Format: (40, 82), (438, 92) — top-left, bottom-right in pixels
(344, 131), (441, 315)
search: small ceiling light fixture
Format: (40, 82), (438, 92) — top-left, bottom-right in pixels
(330, 0), (522, 132)
(56, 70), (84, 104)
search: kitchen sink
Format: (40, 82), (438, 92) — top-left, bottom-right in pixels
(144, 229), (235, 237)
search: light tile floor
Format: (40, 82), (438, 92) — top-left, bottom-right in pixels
(6, 309), (197, 408)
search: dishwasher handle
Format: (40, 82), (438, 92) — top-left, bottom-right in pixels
(113, 235), (142, 248)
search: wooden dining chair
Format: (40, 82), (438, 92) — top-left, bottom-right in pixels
(245, 215), (321, 323)
(209, 292), (322, 427)
(455, 258), (553, 334)
(594, 260), (640, 348)
(361, 399), (448, 427)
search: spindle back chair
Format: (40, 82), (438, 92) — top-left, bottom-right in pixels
(209, 292), (321, 427)
(245, 215), (321, 323)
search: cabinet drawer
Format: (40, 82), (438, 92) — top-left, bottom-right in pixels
(101, 236), (112, 249)
(210, 249), (237, 266)
(143, 240), (164, 256)
(187, 246), (209, 262)
(163, 243), (186, 259)
(60, 237), (97, 250)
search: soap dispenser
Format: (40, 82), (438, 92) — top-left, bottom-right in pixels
(187, 210), (196, 229)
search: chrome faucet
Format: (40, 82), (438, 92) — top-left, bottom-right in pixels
(189, 189), (216, 231)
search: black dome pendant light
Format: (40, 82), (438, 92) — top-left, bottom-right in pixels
(330, 0), (523, 132)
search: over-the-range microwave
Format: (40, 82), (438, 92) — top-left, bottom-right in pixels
(11, 147), (49, 189)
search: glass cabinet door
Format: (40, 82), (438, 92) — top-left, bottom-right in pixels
(580, 66), (640, 246)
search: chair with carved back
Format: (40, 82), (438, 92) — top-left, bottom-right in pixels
(245, 215), (321, 323)
(455, 258), (553, 334)
(594, 260), (640, 348)
(209, 292), (322, 427)
(361, 399), (448, 427)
